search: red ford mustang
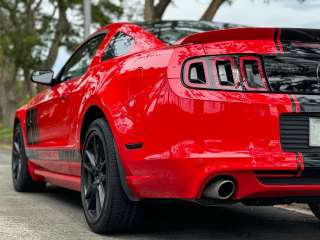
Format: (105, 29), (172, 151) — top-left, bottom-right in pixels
(12, 20), (320, 233)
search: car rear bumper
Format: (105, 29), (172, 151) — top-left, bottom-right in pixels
(122, 80), (320, 202)
(126, 152), (320, 202)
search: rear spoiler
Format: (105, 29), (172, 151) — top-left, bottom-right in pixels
(176, 27), (320, 45)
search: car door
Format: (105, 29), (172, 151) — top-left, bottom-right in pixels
(28, 33), (106, 174)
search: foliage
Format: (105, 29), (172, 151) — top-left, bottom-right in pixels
(0, 0), (124, 127)
(0, 125), (12, 144)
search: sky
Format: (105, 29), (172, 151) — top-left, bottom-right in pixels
(52, 0), (320, 73)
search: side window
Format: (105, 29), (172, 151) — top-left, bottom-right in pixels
(102, 32), (134, 61)
(59, 34), (105, 82)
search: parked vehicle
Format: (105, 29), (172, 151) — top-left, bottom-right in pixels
(12, 20), (320, 233)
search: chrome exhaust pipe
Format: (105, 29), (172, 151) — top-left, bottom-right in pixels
(203, 179), (235, 200)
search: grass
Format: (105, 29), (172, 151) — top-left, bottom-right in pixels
(0, 125), (12, 145)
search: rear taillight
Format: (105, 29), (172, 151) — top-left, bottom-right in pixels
(213, 57), (241, 91)
(240, 56), (269, 91)
(183, 58), (212, 89)
(182, 55), (269, 92)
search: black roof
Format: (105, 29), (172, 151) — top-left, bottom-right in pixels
(135, 20), (244, 44)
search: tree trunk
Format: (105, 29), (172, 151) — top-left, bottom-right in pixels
(0, 84), (17, 127)
(154, 0), (171, 20)
(23, 68), (34, 98)
(200, 0), (227, 21)
(144, 0), (155, 21)
(0, 62), (18, 127)
(144, 0), (171, 21)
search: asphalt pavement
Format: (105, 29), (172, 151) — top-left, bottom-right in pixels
(1, 148), (320, 240)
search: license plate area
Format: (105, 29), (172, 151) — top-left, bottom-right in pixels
(309, 117), (320, 147)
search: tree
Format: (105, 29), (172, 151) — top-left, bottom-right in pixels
(142, 0), (229, 21)
(142, 0), (306, 22)
(200, 0), (231, 21)
(144, 0), (172, 21)
(0, 0), (123, 127)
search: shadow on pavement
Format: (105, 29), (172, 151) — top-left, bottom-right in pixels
(39, 185), (320, 240)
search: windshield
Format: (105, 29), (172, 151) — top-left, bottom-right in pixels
(136, 20), (243, 44)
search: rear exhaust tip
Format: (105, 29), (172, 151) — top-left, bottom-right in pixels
(203, 179), (235, 200)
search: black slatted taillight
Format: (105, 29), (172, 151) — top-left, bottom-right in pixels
(189, 62), (206, 84)
(240, 56), (269, 91)
(182, 55), (268, 92)
(213, 57), (241, 90)
(183, 58), (212, 89)
(217, 61), (234, 86)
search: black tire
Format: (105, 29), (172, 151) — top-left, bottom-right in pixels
(12, 124), (46, 192)
(81, 118), (143, 234)
(309, 203), (320, 220)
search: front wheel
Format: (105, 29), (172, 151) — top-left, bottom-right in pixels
(81, 118), (143, 234)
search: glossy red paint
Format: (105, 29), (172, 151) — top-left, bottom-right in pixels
(14, 23), (320, 202)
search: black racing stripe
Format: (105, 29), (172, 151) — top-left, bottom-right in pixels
(26, 149), (81, 162)
(279, 28), (320, 53)
(296, 153), (302, 176)
(288, 95), (297, 112)
(274, 28), (281, 53)
(280, 28), (320, 42)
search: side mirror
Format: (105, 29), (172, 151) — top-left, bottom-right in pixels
(31, 70), (54, 85)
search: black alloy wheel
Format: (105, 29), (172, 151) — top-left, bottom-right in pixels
(12, 128), (23, 184)
(82, 131), (107, 221)
(81, 118), (144, 234)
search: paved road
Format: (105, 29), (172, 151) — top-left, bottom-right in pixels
(1, 148), (320, 240)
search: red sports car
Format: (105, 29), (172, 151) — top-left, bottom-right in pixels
(12, 20), (320, 233)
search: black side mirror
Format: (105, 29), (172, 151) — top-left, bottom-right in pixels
(31, 70), (54, 85)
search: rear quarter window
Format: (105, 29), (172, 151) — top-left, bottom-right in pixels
(102, 32), (134, 61)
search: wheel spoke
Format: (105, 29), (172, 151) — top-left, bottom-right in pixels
(96, 190), (101, 216)
(83, 162), (93, 174)
(87, 194), (95, 210)
(100, 174), (106, 184)
(13, 141), (20, 155)
(93, 135), (98, 160)
(97, 183), (105, 206)
(12, 161), (18, 178)
(85, 184), (93, 199)
(85, 150), (97, 170)
(87, 183), (97, 210)
(12, 161), (18, 172)
(13, 141), (20, 154)
(17, 161), (22, 177)
(85, 175), (94, 199)
(96, 159), (105, 172)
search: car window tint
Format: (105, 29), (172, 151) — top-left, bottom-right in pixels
(102, 32), (134, 61)
(60, 34), (105, 82)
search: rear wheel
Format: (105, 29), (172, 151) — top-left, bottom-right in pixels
(81, 118), (143, 234)
(12, 124), (46, 192)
